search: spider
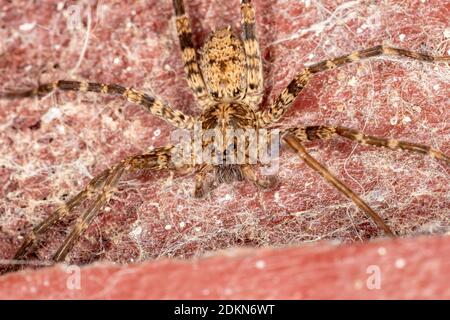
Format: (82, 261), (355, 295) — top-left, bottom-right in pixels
(1, 0), (449, 271)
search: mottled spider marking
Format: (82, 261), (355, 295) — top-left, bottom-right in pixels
(200, 27), (247, 101)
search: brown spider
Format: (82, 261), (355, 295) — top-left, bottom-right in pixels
(1, 0), (449, 270)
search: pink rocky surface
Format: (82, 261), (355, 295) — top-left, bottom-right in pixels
(0, 235), (449, 299)
(0, 0), (448, 294)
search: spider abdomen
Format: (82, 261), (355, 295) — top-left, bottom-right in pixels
(200, 27), (247, 101)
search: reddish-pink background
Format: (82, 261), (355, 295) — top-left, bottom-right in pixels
(0, 0), (448, 298)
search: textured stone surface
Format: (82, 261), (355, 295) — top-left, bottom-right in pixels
(0, 0), (448, 283)
(0, 235), (449, 299)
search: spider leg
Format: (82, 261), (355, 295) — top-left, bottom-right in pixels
(240, 0), (264, 107)
(283, 125), (449, 164)
(11, 146), (175, 266)
(283, 135), (395, 237)
(241, 165), (277, 188)
(52, 165), (125, 262)
(11, 168), (111, 266)
(173, 0), (212, 109)
(51, 147), (175, 263)
(258, 45), (449, 126)
(194, 164), (215, 198)
(1, 80), (194, 129)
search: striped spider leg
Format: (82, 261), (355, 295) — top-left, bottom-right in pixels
(0, 1), (200, 271)
(258, 47), (449, 235)
(1, 79), (192, 268)
(257, 45), (449, 127)
(281, 126), (450, 236)
(240, 0), (264, 107)
(173, 0), (212, 109)
(2, 146), (177, 272)
(284, 126), (449, 164)
(2, 80), (194, 129)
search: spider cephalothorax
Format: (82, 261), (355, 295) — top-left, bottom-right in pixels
(1, 0), (448, 271)
(197, 102), (258, 185)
